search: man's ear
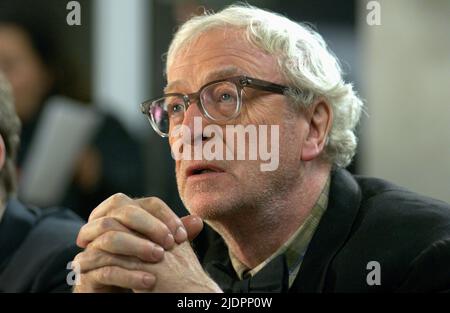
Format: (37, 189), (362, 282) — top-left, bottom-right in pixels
(301, 99), (333, 162)
(0, 134), (5, 170)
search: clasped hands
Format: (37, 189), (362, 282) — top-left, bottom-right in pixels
(73, 193), (222, 293)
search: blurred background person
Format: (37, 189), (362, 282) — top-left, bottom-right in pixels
(0, 71), (82, 292)
(0, 0), (146, 220)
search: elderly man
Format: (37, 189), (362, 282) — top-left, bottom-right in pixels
(0, 72), (83, 292)
(74, 5), (450, 292)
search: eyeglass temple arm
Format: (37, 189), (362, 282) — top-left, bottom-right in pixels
(240, 77), (290, 95)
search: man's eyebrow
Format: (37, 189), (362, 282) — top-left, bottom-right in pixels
(164, 66), (246, 93)
(203, 66), (245, 83)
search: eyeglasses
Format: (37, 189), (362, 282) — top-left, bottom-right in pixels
(140, 76), (290, 137)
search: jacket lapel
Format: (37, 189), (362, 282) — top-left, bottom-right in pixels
(290, 169), (362, 292)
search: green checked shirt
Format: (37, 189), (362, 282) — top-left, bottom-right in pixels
(229, 176), (330, 288)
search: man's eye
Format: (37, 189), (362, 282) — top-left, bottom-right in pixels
(220, 93), (233, 102)
(169, 103), (184, 114)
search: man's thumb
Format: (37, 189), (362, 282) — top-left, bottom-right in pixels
(181, 215), (204, 241)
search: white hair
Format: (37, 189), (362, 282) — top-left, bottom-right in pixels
(167, 4), (363, 168)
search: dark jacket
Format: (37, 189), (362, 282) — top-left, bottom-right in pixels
(202, 169), (450, 292)
(0, 199), (83, 292)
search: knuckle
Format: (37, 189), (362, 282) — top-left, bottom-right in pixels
(98, 231), (118, 248)
(78, 223), (87, 234)
(103, 193), (128, 210)
(87, 209), (98, 222)
(99, 217), (115, 231)
(110, 193), (128, 203)
(73, 252), (84, 265)
(91, 248), (104, 263)
(99, 267), (113, 282)
(116, 205), (137, 221)
(146, 196), (159, 206)
(146, 197), (165, 212)
(100, 253), (114, 267)
(150, 198), (180, 224)
(105, 231), (121, 245)
(154, 204), (165, 218)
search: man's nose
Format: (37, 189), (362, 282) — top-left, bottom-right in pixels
(182, 100), (210, 143)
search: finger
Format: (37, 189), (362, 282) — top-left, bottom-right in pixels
(108, 204), (174, 250)
(90, 231), (165, 262)
(77, 217), (132, 248)
(136, 197), (187, 244)
(88, 266), (156, 290)
(87, 194), (175, 250)
(73, 248), (144, 273)
(88, 193), (132, 222)
(181, 215), (204, 241)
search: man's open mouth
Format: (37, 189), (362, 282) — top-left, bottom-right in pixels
(186, 163), (225, 178)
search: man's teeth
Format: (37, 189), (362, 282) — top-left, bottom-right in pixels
(199, 169), (214, 174)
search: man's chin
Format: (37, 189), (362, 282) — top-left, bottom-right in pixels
(184, 194), (234, 220)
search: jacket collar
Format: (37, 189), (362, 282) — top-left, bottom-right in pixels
(289, 168), (362, 292)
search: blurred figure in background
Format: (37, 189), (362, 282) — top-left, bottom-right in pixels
(0, 0), (145, 220)
(0, 71), (82, 292)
